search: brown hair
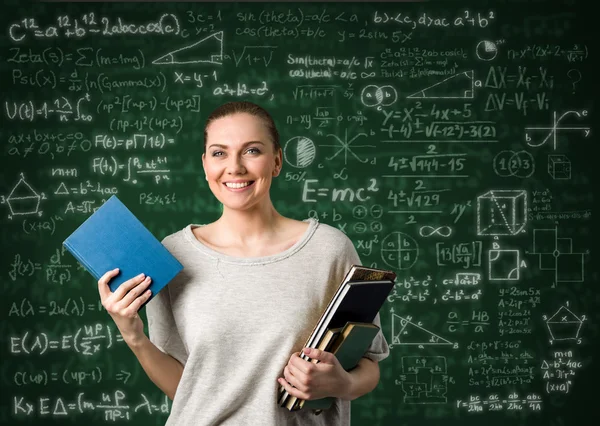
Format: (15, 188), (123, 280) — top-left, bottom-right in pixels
(203, 101), (281, 153)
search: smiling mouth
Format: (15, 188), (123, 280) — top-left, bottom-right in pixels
(223, 181), (255, 189)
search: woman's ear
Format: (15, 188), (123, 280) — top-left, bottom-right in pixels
(273, 148), (283, 177)
(202, 153), (208, 180)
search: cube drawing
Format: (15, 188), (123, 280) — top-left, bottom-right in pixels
(548, 155), (571, 179)
(477, 190), (527, 235)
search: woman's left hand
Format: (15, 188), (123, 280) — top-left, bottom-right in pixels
(278, 347), (351, 401)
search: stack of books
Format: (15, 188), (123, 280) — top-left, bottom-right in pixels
(278, 264), (396, 412)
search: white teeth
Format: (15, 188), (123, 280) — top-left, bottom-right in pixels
(225, 181), (252, 189)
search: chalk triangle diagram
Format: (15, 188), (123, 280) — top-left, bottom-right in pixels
(153, 31), (224, 65)
(393, 314), (453, 346)
(8, 176), (38, 200)
(54, 182), (69, 195)
(407, 70), (474, 99)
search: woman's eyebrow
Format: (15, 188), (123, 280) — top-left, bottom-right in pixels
(208, 141), (265, 149)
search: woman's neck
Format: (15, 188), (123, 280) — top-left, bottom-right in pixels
(215, 203), (285, 246)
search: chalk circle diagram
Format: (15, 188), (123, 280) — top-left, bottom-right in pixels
(407, 70), (475, 99)
(283, 136), (316, 168)
(493, 150), (535, 178)
(153, 31), (224, 65)
(476, 40), (498, 61)
(381, 232), (419, 270)
(360, 85), (398, 108)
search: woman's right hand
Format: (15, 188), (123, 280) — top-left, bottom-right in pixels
(98, 268), (153, 347)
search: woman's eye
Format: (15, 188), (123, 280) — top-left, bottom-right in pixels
(211, 148), (259, 156)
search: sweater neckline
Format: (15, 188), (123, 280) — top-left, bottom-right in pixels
(183, 217), (319, 265)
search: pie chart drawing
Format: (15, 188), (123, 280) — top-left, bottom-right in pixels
(476, 40), (498, 61)
(283, 136), (316, 168)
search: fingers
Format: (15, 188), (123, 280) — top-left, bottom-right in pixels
(98, 268), (120, 300)
(113, 272), (148, 300)
(278, 377), (300, 399)
(289, 352), (316, 375)
(124, 286), (152, 316)
(280, 366), (310, 399)
(303, 348), (325, 361)
(119, 275), (152, 308)
(100, 271), (152, 318)
(284, 364), (309, 393)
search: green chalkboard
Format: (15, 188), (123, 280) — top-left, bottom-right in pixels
(1, 0), (597, 425)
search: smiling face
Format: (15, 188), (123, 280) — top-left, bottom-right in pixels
(202, 112), (282, 212)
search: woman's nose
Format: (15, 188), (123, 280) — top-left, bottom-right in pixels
(226, 156), (246, 174)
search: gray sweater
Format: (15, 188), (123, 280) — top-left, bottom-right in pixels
(146, 218), (390, 425)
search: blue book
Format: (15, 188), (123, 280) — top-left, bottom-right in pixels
(63, 195), (183, 308)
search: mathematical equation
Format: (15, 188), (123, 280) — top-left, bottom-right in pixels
(10, 323), (124, 356)
(457, 393), (542, 413)
(13, 391), (171, 421)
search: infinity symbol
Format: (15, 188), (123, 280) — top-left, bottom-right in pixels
(419, 226), (452, 237)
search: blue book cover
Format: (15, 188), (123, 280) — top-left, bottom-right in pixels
(63, 195), (183, 308)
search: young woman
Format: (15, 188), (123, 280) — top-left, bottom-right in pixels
(97, 101), (390, 425)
